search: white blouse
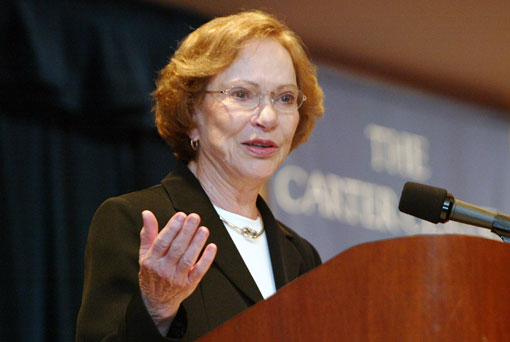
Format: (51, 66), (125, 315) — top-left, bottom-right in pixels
(213, 205), (276, 299)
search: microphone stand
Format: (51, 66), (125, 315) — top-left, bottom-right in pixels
(490, 215), (510, 243)
(444, 198), (510, 243)
(493, 229), (510, 243)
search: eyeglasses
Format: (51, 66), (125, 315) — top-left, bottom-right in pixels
(205, 84), (306, 113)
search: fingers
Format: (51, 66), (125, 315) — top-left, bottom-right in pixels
(189, 243), (217, 284)
(141, 212), (213, 267)
(140, 210), (159, 257)
(149, 212), (188, 258)
(175, 226), (211, 274)
(165, 214), (201, 263)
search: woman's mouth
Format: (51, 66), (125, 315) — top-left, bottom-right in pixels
(242, 139), (278, 156)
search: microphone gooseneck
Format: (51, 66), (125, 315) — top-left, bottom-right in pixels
(398, 182), (510, 242)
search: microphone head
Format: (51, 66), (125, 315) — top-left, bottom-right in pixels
(398, 182), (449, 224)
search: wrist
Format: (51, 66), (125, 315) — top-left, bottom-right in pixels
(140, 291), (179, 336)
(150, 307), (178, 336)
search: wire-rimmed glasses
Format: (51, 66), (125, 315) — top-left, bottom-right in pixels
(205, 84), (306, 113)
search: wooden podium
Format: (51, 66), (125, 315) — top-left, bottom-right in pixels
(199, 235), (510, 341)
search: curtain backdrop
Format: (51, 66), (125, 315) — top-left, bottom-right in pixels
(0, 1), (206, 341)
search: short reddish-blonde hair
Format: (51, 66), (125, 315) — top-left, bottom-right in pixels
(153, 10), (324, 162)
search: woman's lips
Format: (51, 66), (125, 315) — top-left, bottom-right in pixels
(242, 139), (278, 157)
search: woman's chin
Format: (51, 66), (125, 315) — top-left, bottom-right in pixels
(237, 160), (281, 181)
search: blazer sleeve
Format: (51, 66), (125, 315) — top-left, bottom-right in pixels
(75, 196), (184, 342)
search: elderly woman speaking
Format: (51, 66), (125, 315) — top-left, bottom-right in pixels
(76, 10), (324, 342)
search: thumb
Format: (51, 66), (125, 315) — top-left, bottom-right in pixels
(139, 210), (158, 258)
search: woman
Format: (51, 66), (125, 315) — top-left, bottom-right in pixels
(76, 10), (324, 341)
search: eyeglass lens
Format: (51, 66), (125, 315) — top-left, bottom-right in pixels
(224, 85), (304, 111)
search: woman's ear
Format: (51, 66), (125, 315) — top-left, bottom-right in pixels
(189, 104), (203, 141)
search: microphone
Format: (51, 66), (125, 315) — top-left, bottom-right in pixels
(398, 182), (510, 242)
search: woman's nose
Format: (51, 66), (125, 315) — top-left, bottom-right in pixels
(252, 94), (278, 130)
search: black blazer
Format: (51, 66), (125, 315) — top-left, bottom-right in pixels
(76, 162), (322, 341)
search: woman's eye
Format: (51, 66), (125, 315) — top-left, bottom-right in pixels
(230, 88), (251, 100)
(278, 93), (296, 104)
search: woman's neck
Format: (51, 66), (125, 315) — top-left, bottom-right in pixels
(187, 160), (263, 219)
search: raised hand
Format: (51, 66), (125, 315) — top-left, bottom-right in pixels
(138, 210), (217, 335)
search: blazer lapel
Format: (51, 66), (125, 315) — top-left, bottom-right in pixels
(257, 196), (302, 289)
(161, 163), (263, 304)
